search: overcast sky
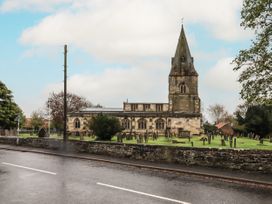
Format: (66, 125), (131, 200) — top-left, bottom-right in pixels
(0, 0), (252, 118)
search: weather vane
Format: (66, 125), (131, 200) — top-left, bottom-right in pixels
(181, 17), (184, 25)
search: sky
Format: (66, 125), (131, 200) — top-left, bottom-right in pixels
(0, 0), (253, 119)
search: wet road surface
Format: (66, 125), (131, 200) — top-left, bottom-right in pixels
(0, 149), (271, 204)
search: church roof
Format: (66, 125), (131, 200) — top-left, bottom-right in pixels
(81, 107), (123, 112)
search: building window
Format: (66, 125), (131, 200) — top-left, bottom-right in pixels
(131, 104), (138, 111)
(180, 82), (187, 94)
(138, 118), (147, 129)
(155, 119), (165, 130)
(74, 118), (81, 129)
(156, 104), (163, 112)
(143, 104), (150, 111)
(122, 119), (130, 130)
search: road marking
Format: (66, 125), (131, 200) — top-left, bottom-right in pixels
(97, 182), (191, 204)
(1, 162), (57, 175)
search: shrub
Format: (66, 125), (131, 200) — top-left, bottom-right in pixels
(89, 114), (122, 141)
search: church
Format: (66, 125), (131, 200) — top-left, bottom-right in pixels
(68, 25), (202, 136)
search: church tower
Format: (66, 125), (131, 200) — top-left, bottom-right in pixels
(168, 25), (200, 113)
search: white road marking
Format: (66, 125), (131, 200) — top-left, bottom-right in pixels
(1, 162), (57, 175)
(97, 182), (191, 204)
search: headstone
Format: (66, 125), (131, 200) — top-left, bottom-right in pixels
(208, 134), (211, 144)
(38, 128), (48, 138)
(144, 132), (148, 143)
(221, 139), (226, 146)
(139, 134), (143, 143)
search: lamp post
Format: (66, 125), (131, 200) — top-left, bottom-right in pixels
(15, 115), (20, 136)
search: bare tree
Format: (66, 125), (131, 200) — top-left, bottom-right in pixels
(207, 104), (230, 123)
(46, 92), (92, 130)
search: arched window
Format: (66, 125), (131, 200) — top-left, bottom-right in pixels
(180, 82), (187, 94)
(122, 119), (130, 130)
(74, 118), (81, 129)
(155, 119), (165, 130)
(138, 118), (147, 129)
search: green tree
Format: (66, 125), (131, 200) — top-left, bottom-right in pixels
(244, 105), (272, 138)
(0, 81), (23, 129)
(89, 114), (122, 141)
(233, 0), (272, 104)
(30, 110), (44, 131)
(203, 122), (217, 134)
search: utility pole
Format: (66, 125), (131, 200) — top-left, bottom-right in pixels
(63, 44), (68, 142)
(48, 102), (51, 137)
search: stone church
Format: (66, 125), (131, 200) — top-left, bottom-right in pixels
(68, 25), (202, 136)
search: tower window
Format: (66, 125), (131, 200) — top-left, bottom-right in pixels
(74, 118), (81, 129)
(180, 83), (187, 94)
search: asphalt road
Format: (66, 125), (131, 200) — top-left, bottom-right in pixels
(0, 149), (271, 204)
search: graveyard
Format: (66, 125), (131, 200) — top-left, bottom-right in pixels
(18, 133), (272, 150)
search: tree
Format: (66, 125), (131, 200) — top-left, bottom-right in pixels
(207, 104), (230, 123)
(46, 92), (92, 130)
(89, 114), (122, 141)
(0, 81), (23, 129)
(203, 122), (217, 134)
(233, 0), (272, 104)
(244, 105), (272, 138)
(30, 110), (44, 131)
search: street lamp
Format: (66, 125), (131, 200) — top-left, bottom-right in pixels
(15, 115), (20, 136)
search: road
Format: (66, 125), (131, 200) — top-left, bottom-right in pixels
(0, 149), (271, 204)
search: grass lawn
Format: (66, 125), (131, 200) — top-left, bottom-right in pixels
(18, 133), (272, 150)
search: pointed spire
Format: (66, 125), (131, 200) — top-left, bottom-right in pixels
(170, 24), (198, 76)
(174, 24), (192, 62)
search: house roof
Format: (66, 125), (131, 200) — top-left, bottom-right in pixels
(215, 122), (229, 129)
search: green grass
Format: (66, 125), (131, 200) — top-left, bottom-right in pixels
(112, 135), (272, 150)
(18, 133), (272, 150)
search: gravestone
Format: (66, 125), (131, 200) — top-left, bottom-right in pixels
(221, 139), (226, 146)
(38, 128), (48, 138)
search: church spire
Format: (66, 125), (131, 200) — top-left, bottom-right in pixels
(170, 25), (198, 76)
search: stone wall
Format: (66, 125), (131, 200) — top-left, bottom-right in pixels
(0, 136), (271, 173)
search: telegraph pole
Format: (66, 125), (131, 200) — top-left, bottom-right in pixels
(63, 44), (68, 142)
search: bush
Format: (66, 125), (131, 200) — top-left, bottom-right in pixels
(89, 114), (122, 141)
